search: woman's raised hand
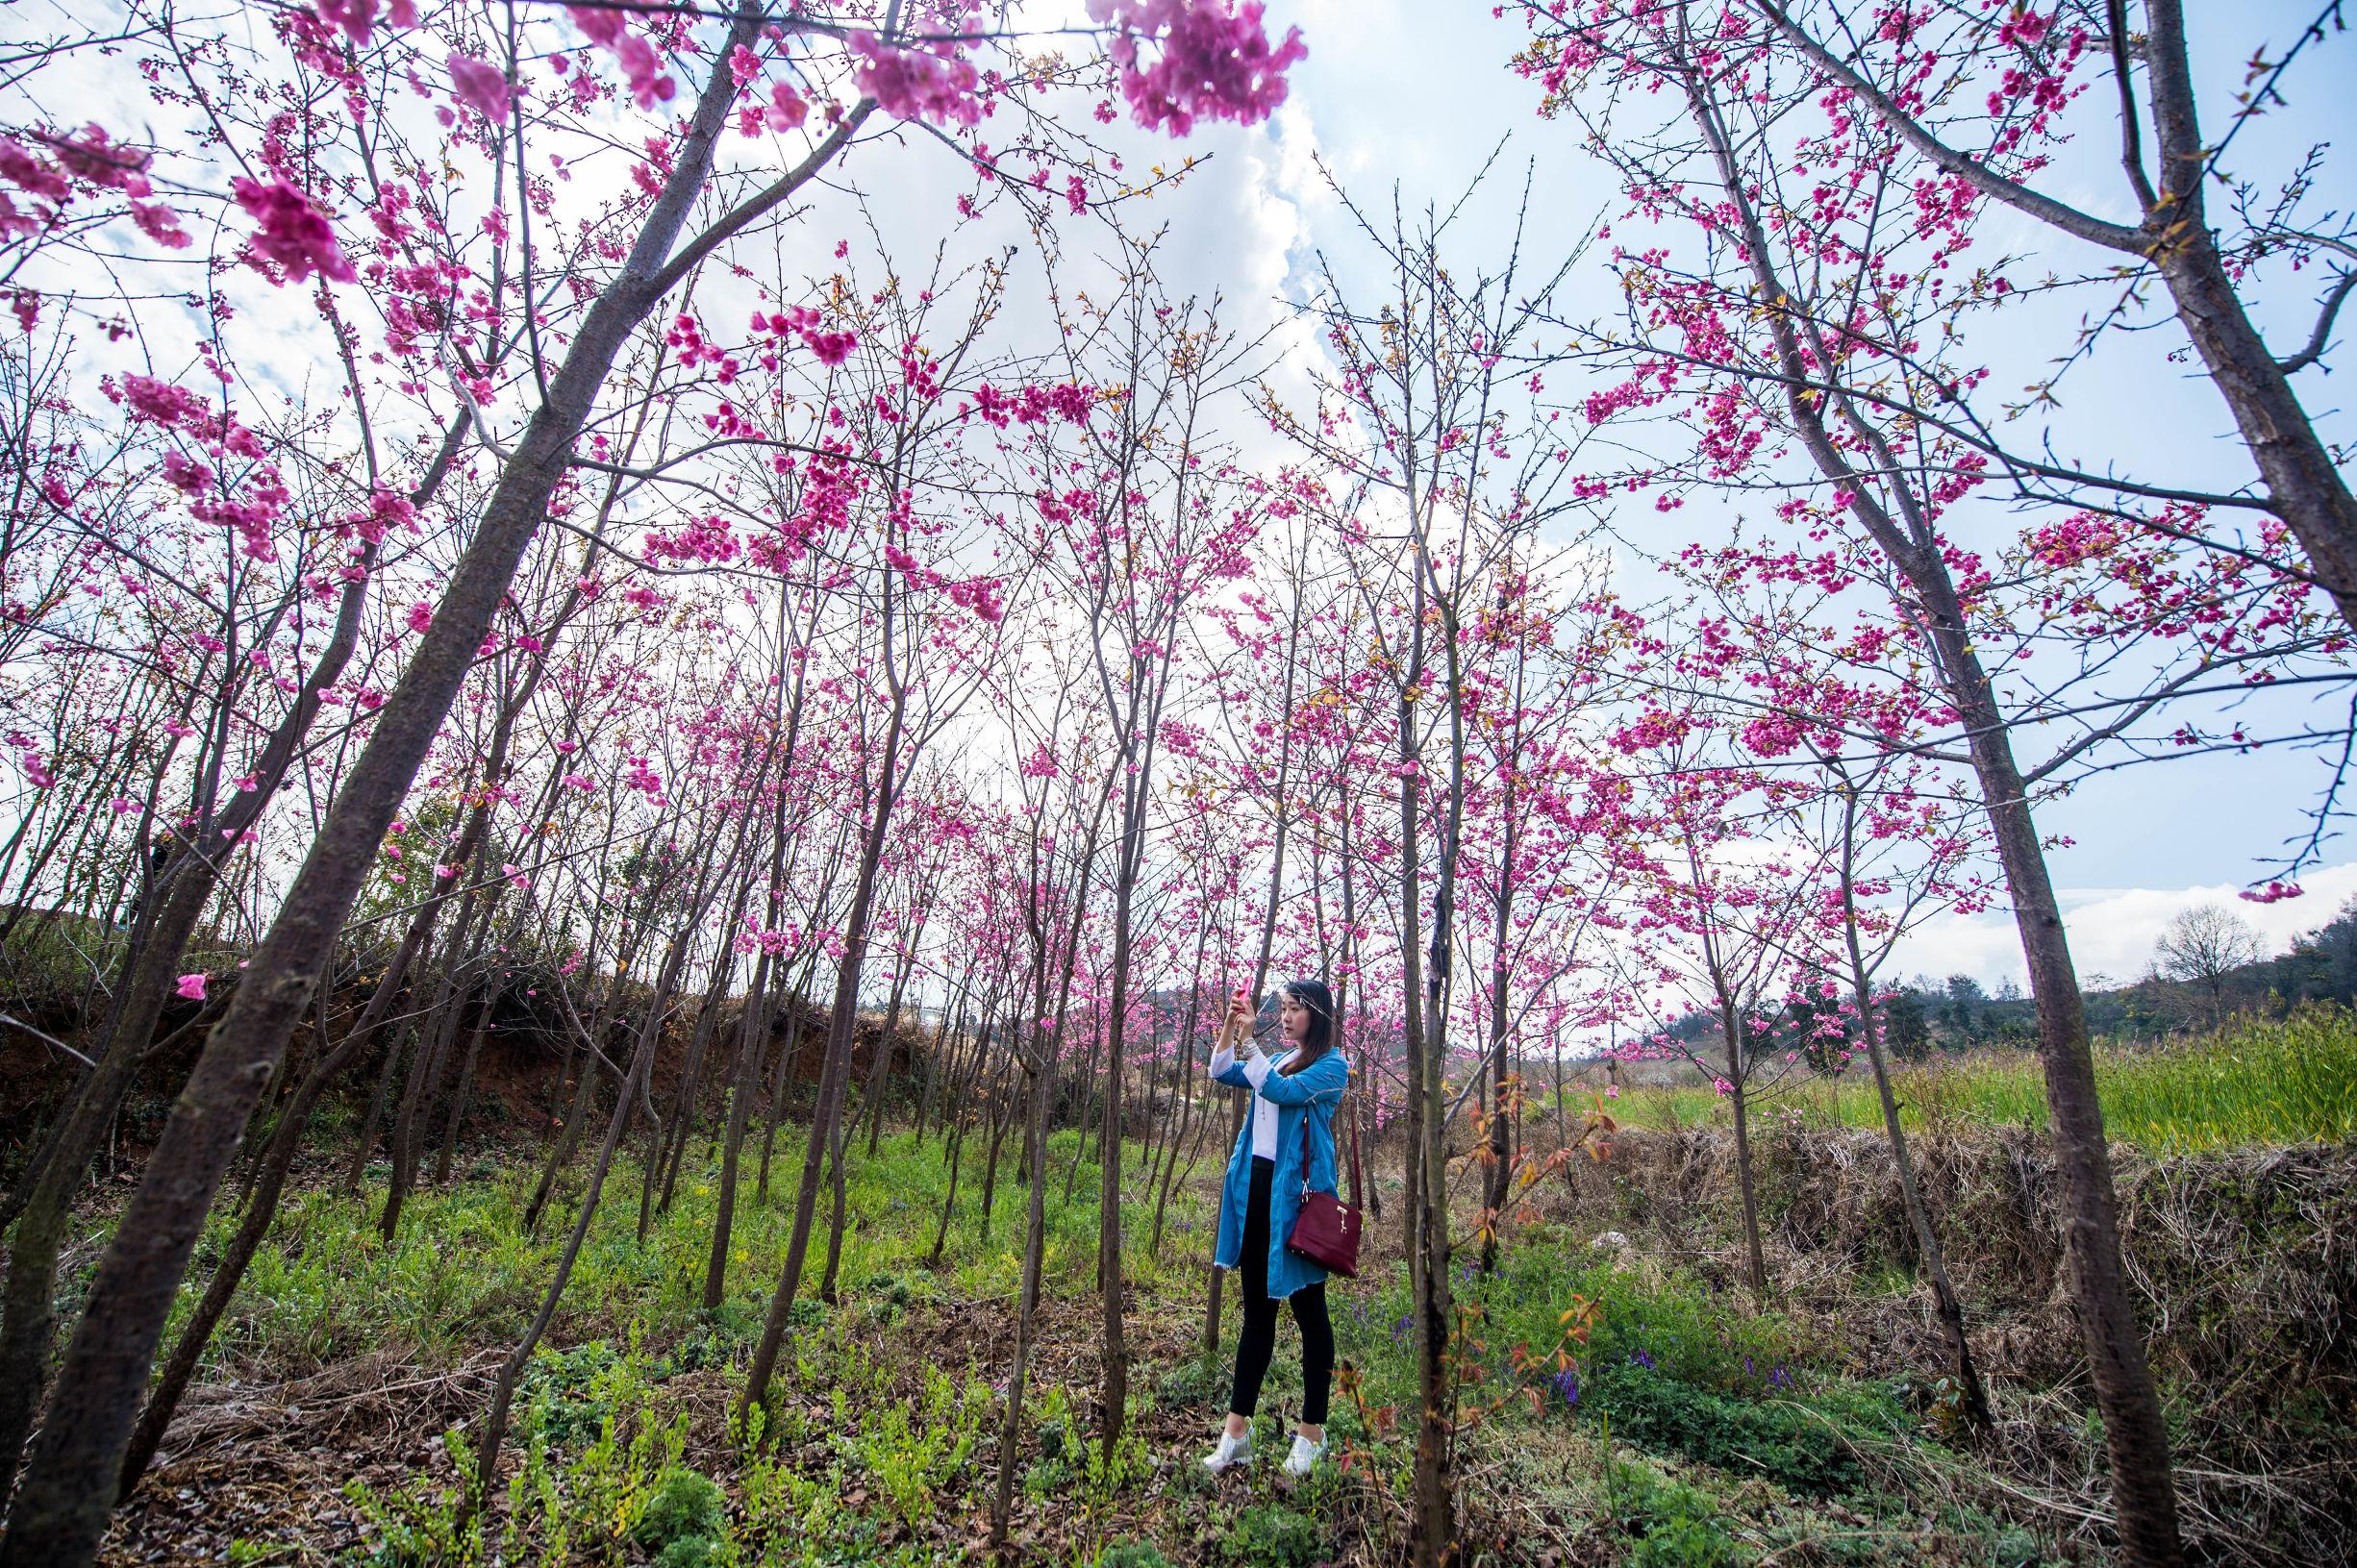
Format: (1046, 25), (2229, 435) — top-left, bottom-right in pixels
(1220, 986), (1251, 1045)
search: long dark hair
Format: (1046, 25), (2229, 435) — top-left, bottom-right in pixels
(1273, 978), (1337, 1075)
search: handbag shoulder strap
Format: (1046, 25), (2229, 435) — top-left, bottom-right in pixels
(1344, 1088), (1365, 1208)
(1298, 1076), (1365, 1210)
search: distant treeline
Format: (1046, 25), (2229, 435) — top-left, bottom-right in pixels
(1648, 896), (2357, 1063)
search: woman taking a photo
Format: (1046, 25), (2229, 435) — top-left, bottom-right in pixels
(1200, 979), (1349, 1478)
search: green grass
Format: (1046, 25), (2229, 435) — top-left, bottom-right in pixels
(185, 1125), (1193, 1380)
(135, 1116), (2059, 1567)
(1594, 1005), (2357, 1154)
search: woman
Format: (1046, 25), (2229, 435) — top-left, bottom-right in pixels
(1200, 978), (1348, 1478)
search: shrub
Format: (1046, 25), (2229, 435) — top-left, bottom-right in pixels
(632, 1466), (726, 1553)
(1101, 1543), (1172, 1568)
(1583, 1359), (1903, 1497)
(518, 1339), (623, 1447)
(1216, 1503), (1321, 1568)
(1607, 1455), (1739, 1568)
(1152, 1353), (1230, 1412)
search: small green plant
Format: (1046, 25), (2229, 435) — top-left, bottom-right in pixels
(845, 1366), (983, 1526)
(1023, 1454), (1075, 1501)
(517, 1338), (624, 1448)
(1216, 1503), (1321, 1568)
(1100, 1544), (1172, 1568)
(1151, 1353), (1229, 1412)
(632, 1465), (726, 1551)
(1582, 1358), (1902, 1497)
(857, 1267), (939, 1324)
(1607, 1454), (1739, 1568)
(341, 1469), (480, 1568)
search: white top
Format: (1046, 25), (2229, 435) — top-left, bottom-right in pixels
(1211, 1037), (1299, 1159)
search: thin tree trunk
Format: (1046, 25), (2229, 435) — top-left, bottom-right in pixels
(928, 1013), (992, 1265)
(859, 941), (920, 1157)
(380, 937), (478, 1242)
(344, 899), (452, 1191)
(817, 1078), (853, 1305)
(755, 985), (808, 1203)
(467, 935), (678, 1519)
(977, 1073), (1011, 1233)
(702, 949), (772, 1312)
(736, 680), (908, 1438)
(646, 906), (746, 1240)
(431, 983), (498, 1185)
(988, 1046), (1056, 1555)
(1724, 1052), (1768, 1298)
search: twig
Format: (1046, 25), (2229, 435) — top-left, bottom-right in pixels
(0, 1009), (94, 1067)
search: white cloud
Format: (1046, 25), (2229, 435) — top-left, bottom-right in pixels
(1892, 861), (2357, 992)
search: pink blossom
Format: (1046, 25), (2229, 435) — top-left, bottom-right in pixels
(53, 124), (153, 194)
(131, 200), (191, 249)
(406, 601), (433, 634)
(767, 82), (809, 131)
(567, 6), (674, 109)
(350, 486), (416, 544)
(0, 138), (67, 202)
(175, 973), (208, 1001)
(231, 178), (356, 285)
(848, 33), (984, 128)
(1089, 0), (1307, 136)
(448, 53), (512, 123)
(313, 0), (417, 47)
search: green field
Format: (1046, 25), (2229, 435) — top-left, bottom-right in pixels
(104, 1124), (2096, 1567)
(70, 1006), (2357, 1564)
(1587, 1005), (2357, 1153)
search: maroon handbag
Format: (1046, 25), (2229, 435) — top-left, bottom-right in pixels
(1285, 1093), (1365, 1278)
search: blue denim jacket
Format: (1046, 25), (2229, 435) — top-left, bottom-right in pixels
(1211, 1048), (1348, 1300)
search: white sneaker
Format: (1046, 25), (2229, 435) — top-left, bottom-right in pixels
(1282, 1433), (1324, 1476)
(1202, 1429), (1253, 1474)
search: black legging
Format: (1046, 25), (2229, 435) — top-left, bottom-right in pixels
(1229, 1156), (1334, 1426)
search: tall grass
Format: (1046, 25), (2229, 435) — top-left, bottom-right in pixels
(1598, 1005), (2357, 1153)
(165, 1125), (1222, 1381)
